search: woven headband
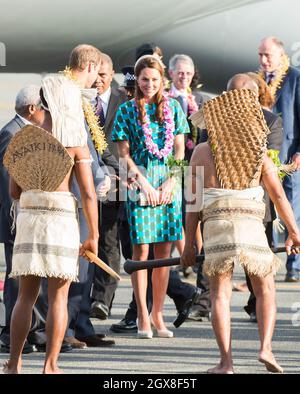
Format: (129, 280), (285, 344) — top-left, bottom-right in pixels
(134, 55), (165, 72)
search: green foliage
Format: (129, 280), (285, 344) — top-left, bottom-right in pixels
(267, 149), (285, 180)
(167, 155), (188, 178)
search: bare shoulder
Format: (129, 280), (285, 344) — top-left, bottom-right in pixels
(190, 142), (211, 165)
(262, 154), (275, 168)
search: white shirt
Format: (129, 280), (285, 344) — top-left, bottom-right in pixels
(16, 114), (32, 125)
(170, 84), (188, 114)
(170, 83), (188, 98)
(99, 87), (111, 118)
(265, 71), (276, 84)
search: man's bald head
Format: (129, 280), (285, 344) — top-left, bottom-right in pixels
(258, 37), (285, 73)
(260, 37), (285, 53)
(227, 74), (258, 94)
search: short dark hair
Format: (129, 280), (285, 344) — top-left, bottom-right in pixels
(135, 42), (162, 61)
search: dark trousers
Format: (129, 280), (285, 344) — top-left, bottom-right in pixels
(118, 217), (132, 261)
(66, 208), (95, 338)
(0, 241), (46, 345)
(92, 202), (120, 310)
(194, 259), (211, 313)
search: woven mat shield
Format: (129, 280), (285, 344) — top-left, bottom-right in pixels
(194, 89), (269, 189)
(4, 125), (74, 191)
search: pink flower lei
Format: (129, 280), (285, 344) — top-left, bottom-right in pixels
(135, 94), (175, 159)
(167, 90), (199, 116)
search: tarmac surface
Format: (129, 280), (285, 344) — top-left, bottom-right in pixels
(0, 246), (299, 375)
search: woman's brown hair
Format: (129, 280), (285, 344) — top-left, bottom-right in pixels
(134, 56), (165, 125)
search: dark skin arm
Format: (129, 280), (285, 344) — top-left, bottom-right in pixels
(9, 178), (22, 200)
(262, 155), (300, 254)
(180, 143), (206, 268)
(70, 145), (99, 257)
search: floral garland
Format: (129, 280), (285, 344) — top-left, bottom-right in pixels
(167, 88), (199, 116)
(258, 54), (290, 100)
(167, 88), (199, 149)
(135, 94), (175, 159)
(167, 155), (188, 178)
(60, 66), (107, 154)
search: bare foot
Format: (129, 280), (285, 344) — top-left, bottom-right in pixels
(258, 351), (283, 373)
(207, 363), (234, 374)
(3, 361), (19, 374)
(43, 367), (64, 374)
(232, 282), (248, 292)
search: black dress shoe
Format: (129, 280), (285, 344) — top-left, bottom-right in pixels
(35, 341), (73, 353)
(285, 269), (300, 282)
(0, 342), (36, 354)
(90, 302), (109, 320)
(76, 335), (115, 347)
(110, 318), (137, 333)
(173, 288), (202, 328)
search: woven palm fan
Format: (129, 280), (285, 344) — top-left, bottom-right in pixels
(3, 125), (74, 191)
(191, 89), (269, 190)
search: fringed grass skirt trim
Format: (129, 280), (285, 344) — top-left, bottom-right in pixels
(10, 190), (80, 282)
(202, 193), (281, 277)
(203, 247), (282, 277)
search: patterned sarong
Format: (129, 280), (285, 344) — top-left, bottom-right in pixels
(10, 190), (80, 282)
(202, 186), (281, 277)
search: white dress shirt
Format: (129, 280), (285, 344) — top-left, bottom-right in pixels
(170, 84), (188, 114)
(99, 87), (111, 118)
(16, 114), (32, 125)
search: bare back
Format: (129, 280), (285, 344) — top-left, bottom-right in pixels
(190, 143), (221, 188)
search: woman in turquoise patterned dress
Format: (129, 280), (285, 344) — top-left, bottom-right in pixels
(112, 55), (189, 338)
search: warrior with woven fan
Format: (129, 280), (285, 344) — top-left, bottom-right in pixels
(2, 74), (99, 374)
(181, 82), (300, 374)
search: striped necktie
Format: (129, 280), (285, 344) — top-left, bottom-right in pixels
(95, 96), (105, 127)
(267, 72), (275, 85)
(177, 94), (188, 115)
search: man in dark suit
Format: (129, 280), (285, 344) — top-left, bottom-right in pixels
(89, 53), (127, 320)
(259, 37), (300, 282)
(0, 85), (46, 353)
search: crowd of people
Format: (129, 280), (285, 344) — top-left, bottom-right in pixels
(0, 36), (299, 374)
